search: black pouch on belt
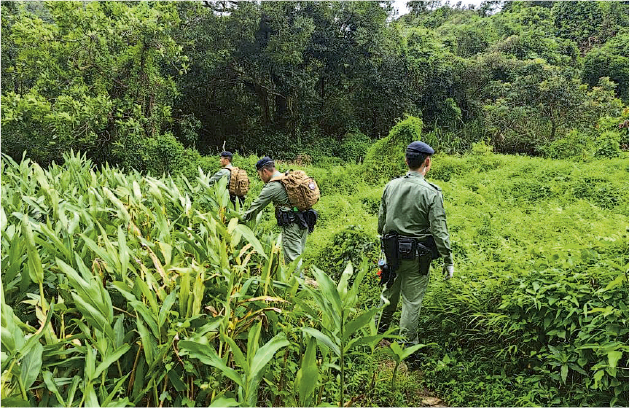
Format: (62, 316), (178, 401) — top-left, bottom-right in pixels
(275, 208), (294, 227)
(422, 236), (441, 260)
(397, 237), (418, 260)
(415, 240), (433, 276)
(381, 232), (400, 273)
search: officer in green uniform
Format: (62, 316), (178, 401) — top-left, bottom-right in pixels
(242, 157), (308, 266)
(208, 151), (244, 206)
(377, 141), (454, 349)
(208, 151), (234, 186)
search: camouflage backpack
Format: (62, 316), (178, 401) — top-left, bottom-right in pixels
(276, 170), (320, 211)
(228, 167), (250, 197)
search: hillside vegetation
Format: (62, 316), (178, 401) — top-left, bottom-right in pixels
(2, 149), (627, 406)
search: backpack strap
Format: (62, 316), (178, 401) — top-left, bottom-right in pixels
(270, 173), (286, 183)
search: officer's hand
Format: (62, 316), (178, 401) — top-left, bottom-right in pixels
(443, 264), (454, 280)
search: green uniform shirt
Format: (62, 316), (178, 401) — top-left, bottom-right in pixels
(208, 164), (233, 186)
(242, 172), (291, 222)
(378, 171), (453, 265)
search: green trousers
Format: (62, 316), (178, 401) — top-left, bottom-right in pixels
(379, 257), (431, 344)
(281, 223), (308, 264)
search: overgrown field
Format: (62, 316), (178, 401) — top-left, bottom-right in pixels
(1, 151), (628, 407)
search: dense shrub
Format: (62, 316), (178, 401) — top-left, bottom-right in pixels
(364, 115), (424, 183)
(470, 139), (494, 155)
(311, 225), (379, 281)
(595, 130), (622, 158)
(307, 164), (365, 196)
(338, 130), (372, 163)
(542, 129), (596, 160)
(502, 262), (628, 406)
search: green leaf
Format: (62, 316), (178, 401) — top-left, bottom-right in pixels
(167, 370), (187, 393)
(209, 396), (240, 407)
(247, 320), (262, 361)
(79, 233), (116, 273)
(345, 334), (384, 351)
(245, 333), (290, 406)
(42, 371), (65, 406)
(114, 316), (125, 349)
(222, 334), (248, 372)
(22, 221), (44, 284)
(130, 301), (160, 339)
(311, 267), (342, 317)
(234, 223), (268, 259)
(608, 350), (623, 368)
(134, 277), (159, 316)
(103, 187), (130, 223)
(38, 223), (73, 263)
(178, 340), (244, 388)
(301, 327), (340, 357)
(401, 343), (428, 360)
(249, 333), (290, 381)
(58, 257), (112, 322)
(0, 397), (30, 407)
(336, 262), (353, 297)
(602, 274), (625, 292)
(85, 346), (96, 381)
(118, 226), (130, 277)
(93, 344), (131, 380)
(20, 341), (43, 389)
(342, 308), (378, 342)
(158, 290), (177, 328)
(593, 370), (605, 388)
(296, 337), (319, 407)
(71, 293), (115, 342)
(101, 374), (131, 407)
(84, 380), (99, 407)
(136, 318), (155, 365)
(561, 364), (568, 384)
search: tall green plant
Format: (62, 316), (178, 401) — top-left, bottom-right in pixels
(299, 261), (384, 406)
(179, 320), (290, 407)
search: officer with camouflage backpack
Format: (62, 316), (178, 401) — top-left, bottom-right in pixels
(208, 151), (249, 207)
(242, 157), (319, 268)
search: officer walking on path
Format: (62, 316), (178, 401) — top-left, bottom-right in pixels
(208, 151), (234, 186)
(242, 157), (310, 267)
(377, 141), (454, 352)
(208, 151), (247, 207)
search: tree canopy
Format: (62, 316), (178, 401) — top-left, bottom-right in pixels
(1, 1), (628, 169)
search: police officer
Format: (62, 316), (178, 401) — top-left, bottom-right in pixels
(208, 151), (244, 206)
(242, 157), (308, 267)
(377, 141), (454, 352)
(208, 151), (234, 186)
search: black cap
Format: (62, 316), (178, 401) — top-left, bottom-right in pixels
(255, 156), (274, 170)
(220, 151), (233, 158)
(406, 141), (434, 155)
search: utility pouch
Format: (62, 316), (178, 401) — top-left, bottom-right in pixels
(416, 242), (433, 260)
(304, 209), (317, 233)
(398, 237), (417, 260)
(423, 236), (441, 260)
(275, 208), (294, 227)
(381, 232), (399, 273)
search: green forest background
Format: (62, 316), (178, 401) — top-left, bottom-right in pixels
(1, 0), (628, 172)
